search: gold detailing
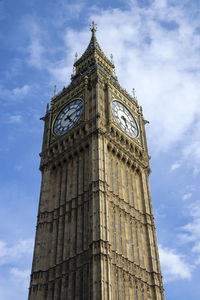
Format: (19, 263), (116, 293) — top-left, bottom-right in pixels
(84, 76), (88, 87)
(51, 98), (84, 137)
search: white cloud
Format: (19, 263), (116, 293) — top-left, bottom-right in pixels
(179, 201), (200, 265)
(24, 21), (46, 69)
(21, 0), (200, 173)
(0, 267), (30, 300)
(28, 38), (44, 69)
(50, 1), (200, 163)
(182, 121), (200, 174)
(0, 239), (33, 265)
(192, 242), (200, 254)
(10, 268), (30, 280)
(0, 84), (31, 103)
(54, 1), (85, 26)
(13, 85), (30, 96)
(0, 240), (33, 299)
(159, 244), (193, 282)
(8, 115), (22, 123)
(182, 193), (192, 201)
(170, 162), (181, 172)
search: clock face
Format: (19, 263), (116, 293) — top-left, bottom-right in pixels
(112, 100), (138, 138)
(53, 99), (84, 136)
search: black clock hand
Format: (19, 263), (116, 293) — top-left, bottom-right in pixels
(122, 117), (137, 130)
(121, 115), (128, 127)
(64, 115), (72, 122)
(64, 109), (79, 122)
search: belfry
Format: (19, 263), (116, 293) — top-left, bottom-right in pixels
(28, 22), (165, 300)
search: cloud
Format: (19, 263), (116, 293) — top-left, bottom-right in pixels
(182, 121), (200, 174)
(0, 84), (31, 103)
(10, 267), (30, 280)
(20, 0), (200, 173)
(170, 162), (181, 172)
(48, 0), (200, 163)
(8, 115), (22, 123)
(0, 239), (33, 299)
(13, 85), (30, 96)
(179, 201), (200, 265)
(0, 239), (33, 266)
(159, 244), (193, 282)
(26, 22), (45, 69)
(5, 58), (23, 79)
(0, 267), (30, 300)
(54, 1), (85, 26)
(182, 193), (192, 201)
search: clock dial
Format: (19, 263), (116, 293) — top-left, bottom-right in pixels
(111, 100), (138, 138)
(53, 99), (83, 136)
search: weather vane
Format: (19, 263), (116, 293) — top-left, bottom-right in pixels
(90, 21), (97, 32)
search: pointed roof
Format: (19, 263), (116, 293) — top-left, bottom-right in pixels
(82, 22), (105, 56)
(74, 21), (114, 74)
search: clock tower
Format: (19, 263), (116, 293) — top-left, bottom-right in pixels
(28, 22), (165, 300)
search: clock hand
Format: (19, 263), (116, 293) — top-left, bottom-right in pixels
(64, 109), (79, 122)
(121, 115), (128, 127)
(64, 115), (72, 122)
(122, 117), (137, 130)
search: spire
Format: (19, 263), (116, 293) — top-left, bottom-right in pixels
(73, 21), (114, 77)
(82, 21), (104, 57)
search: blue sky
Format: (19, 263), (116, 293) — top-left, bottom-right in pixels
(0, 0), (200, 299)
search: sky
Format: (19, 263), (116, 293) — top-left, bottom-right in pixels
(0, 0), (200, 299)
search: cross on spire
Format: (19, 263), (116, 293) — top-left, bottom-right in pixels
(90, 21), (97, 33)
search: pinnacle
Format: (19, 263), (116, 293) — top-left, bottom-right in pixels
(74, 21), (113, 69)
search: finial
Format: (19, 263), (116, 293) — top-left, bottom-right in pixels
(110, 54), (114, 64)
(90, 21), (97, 33)
(74, 52), (78, 62)
(110, 54), (117, 78)
(53, 85), (57, 96)
(133, 89), (138, 104)
(73, 52), (78, 75)
(46, 103), (49, 113)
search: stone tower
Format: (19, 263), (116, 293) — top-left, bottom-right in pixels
(28, 22), (165, 300)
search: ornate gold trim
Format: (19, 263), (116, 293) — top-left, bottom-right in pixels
(111, 99), (140, 141)
(51, 98), (84, 137)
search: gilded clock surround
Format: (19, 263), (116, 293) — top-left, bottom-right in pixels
(52, 98), (84, 136)
(28, 22), (165, 300)
(111, 99), (139, 139)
